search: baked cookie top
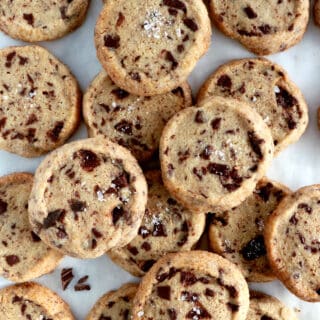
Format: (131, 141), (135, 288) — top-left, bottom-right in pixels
(0, 0), (90, 42)
(265, 184), (320, 302)
(0, 173), (62, 282)
(86, 283), (138, 320)
(160, 96), (274, 212)
(197, 58), (309, 154)
(28, 137), (148, 259)
(83, 71), (192, 162)
(95, 0), (211, 95)
(209, 178), (291, 282)
(0, 45), (81, 157)
(108, 170), (206, 277)
(132, 251), (249, 320)
(209, 0), (309, 55)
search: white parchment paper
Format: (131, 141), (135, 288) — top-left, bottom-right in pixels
(0, 1), (319, 319)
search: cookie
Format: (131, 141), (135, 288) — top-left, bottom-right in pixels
(86, 283), (138, 320)
(265, 184), (320, 302)
(132, 251), (249, 320)
(208, 178), (291, 282)
(315, 0), (320, 26)
(95, 0), (211, 96)
(208, 0), (309, 55)
(0, 45), (81, 158)
(83, 71), (192, 162)
(108, 170), (206, 277)
(28, 137), (148, 259)
(0, 282), (74, 319)
(0, 1), (89, 42)
(159, 96), (274, 213)
(0, 173), (63, 282)
(197, 58), (309, 154)
(247, 291), (298, 320)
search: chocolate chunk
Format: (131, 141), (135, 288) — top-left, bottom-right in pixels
(47, 121), (64, 142)
(211, 118), (221, 130)
(195, 110), (205, 123)
(261, 316), (274, 320)
(74, 283), (91, 291)
(227, 303), (239, 312)
(5, 51), (16, 68)
(186, 303), (211, 318)
(60, 6), (69, 19)
(180, 271), (197, 286)
(183, 18), (198, 32)
(217, 74), (232, 89)
(298, 203), (312, 214)
(171, 87), (184, 97)
(140, 259), (156, 272)
(205, 288), (215, 297)
(43, 209), (66, 229)
(259, 24), (272, 34)
(112, 206), (129, 225)
(116, 12), (125, 27)
(167, 308), (177, 320)
(104, 35), (120, 49)
(157, 286), (171, 300)
(255, 183), (273, 202)
(31, 231), (41, 242)
(240, 235), (266, 261)
(0, 199), (7, 214)
(248, 131), (264, 160)
(289, 214), (298, 225)
(138, 226), (151, 238)
(6, 255), (20, 266)
(92, 228), (103, 238)
(225, 285), (238, 298)
(141, 241), (151, 251)
(0, 117), (6, 130)
(276, 87), (298, 109)
(207, 163), (229, 176)
(163, 0), (187, 13)
(23, 13), (34, 26)
(153, 221), (167, 237)
(111, 88), (129, 99)
(112, 172), (130, 189)
(165, 51), (178, 70)
(178, 149), (190, 163)
(69, 199), (87, 213)
(61, 268), (74, 290)
(76, 150), (101, 172)
(244, 6), (257, 19)
(127, 245), (139, 255)
(114, 120), (133, 135)
(167, 198), (177, 206)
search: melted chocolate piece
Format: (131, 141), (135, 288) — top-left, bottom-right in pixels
(183, 18), (198, 31)
(248, 131), (264, 160)
(167, 308), (177, 320)
(256, 183), (273, 202)
(276, 87), (298, 109)
(217, 75), (232, 89)
(240, 235), (266, 261)
(114, 120), (133, 135)
(23, 13), (34, 26)
(76, 150), (101, 172)
(244, 6), (257, 19)
(211, 118), (221, 130)
(31, 231), (41, 242)
(0, 199), (7, 214)
(157, 286), (171, 300)
(104, 35), (120, 48)
(195, 110), (205, 123)
(69, 199), (87, 212)
(47, 121), (64, 142)
(43, 209), (66, 229)
(112, 206), (129, 225)
(6, 255), (20, 266)
(111, 88), (129, 99)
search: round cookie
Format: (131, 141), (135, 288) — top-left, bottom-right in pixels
(83, 71), (192, 162)
(0, 282), (74, 319)
(247, 291), (298, 320)
(197, 58), (309, 154)
(132, 251), (249, 320)
(315, 0), (320, 26)
(28, 137), (148, 259)
(95, 0), (211, 96)
(0, 1), (90, 42)
(0, 173), (63, 282)
(208, 178), (291, 282)
(86, 283), (138, 320)
(159, 96), (274, 213)
(208, 0), (309, 55)
(108, 170), (206, 277)
(265, 184), (320, 302)
(0, 45), (81, 158)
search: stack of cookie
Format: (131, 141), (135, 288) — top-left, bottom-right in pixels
(0, 0), (319, 319)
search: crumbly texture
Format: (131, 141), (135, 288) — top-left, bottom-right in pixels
(0, 173), (62, 282)
(108, 171), (206, 277)
(28, 137), (148, 259)
(86, 283), (138, 320)
(160, 96), (274, 213)
(0, 282), (74, 319)
(197, 58), (309, 154)
(0, 0), (90, 42)
(0, 45), (81, 158)
(95, 0), (211, 96)
(132, 251), (249, 320)
(83, 71), (192, 162)
(209, 178), (291, 282)
(265, 185), (320, 302)
(209, 0), (309, 55)
(247, 291), (298, 320)
(315, 0), (320, 26)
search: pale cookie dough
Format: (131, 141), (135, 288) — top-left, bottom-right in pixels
(86, 283), (138, 320)
(108, 170), (206, 277)
(0, 282), (74, 319)
(197, 58), (309, 154)
(160, 96), (274, 213)
(209, 0), (309, 55)
(265, 184), (320, 302)
(0, 45), (81, 158)
(132, 251), (249, 320)
(0, 0), (90, 42)
(95, 0), (211, 96)
(0, 173), (62, 282)
(83, 71), (192, 162)
(28, 137), (148, 259)
(209, 178), (291, 282)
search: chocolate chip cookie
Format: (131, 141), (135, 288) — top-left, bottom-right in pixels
(209, 178), (291, 282)
(95, 0), (211, 96)
(0, 0), (90, 42)
(83, 71), (192, 162)
(209, 0), (309, 55)
(265, 184), (320, 302)
(86, 283), (138, 320)
(28, 137), (148, 259)
(108, 170), (206, 277)
(160, 96), (274, 213)
(315, 0), (320, 26)
(132, 251), (249, 320)
(197, 58), (309, 154)
(0, 282), (74, 319)
(0, 45), (81, 158)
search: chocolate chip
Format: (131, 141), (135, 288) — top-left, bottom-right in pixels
(111, 88), (129, 99)
(6, 255), (20, 266)
(167, 198), (177, 206)
(104, 35), (120, 49)
(157, 286), (171, 300)
(112, 172), (130, 189)
(163, 0), (187, 13)
(165, 51), (178, 70)
(112, 206), (129, 225)
(25, 113), (38, 126)
(129, 72), (141, 82)
(141, 241), (151, 251)
(195, 110), (205, 123)
(171, 87), (184, 97)
(5, 51), (16, 68)
(227, 303), (239, 312)
(156, 267), (178, 283)
(180, 271), (197, 286)
(298, 203), (312, 214)
(244, 6), (257, 19)
(167, 308), (177, 320)
(248, 131), (264, 160)
(217, 74), (232, 89)
(92, 228), (103, 238)
(127, 245), (139, 255)
(211, 118), (221, 130)
(31, 231), (41, 242)
(114, 120), (133, 135)
(60, 6), (68, 19)
(116, 12), (125, 27)
(183, 18), (198, 31)
(61, 268), (74, 290)
(69, 199), (86, 213)
(205, 288), (215, 297)
(186, 303), (211, 318)
(23, 13), (34, 26)
(140, 259), (156, 272)
(0, 199), (7, 214)
(0, 117), (6, 130)
(255, 183), (273, 202)
(276, 87), (298, 109)
(178, 149), (190, 163)
(76, 150), (101, 172)
(138, 226), (151, 238)
(259, 24), (272, 34)
(289, 214), (298, 225)
(47, 121), (64, 142)
(240, 235), (266, 261)
(207, 163), (229, 176)
(43, 209), (66, 229)
(153, 221), (167, 237)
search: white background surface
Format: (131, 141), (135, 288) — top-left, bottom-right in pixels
(0, 1), (319, 319)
